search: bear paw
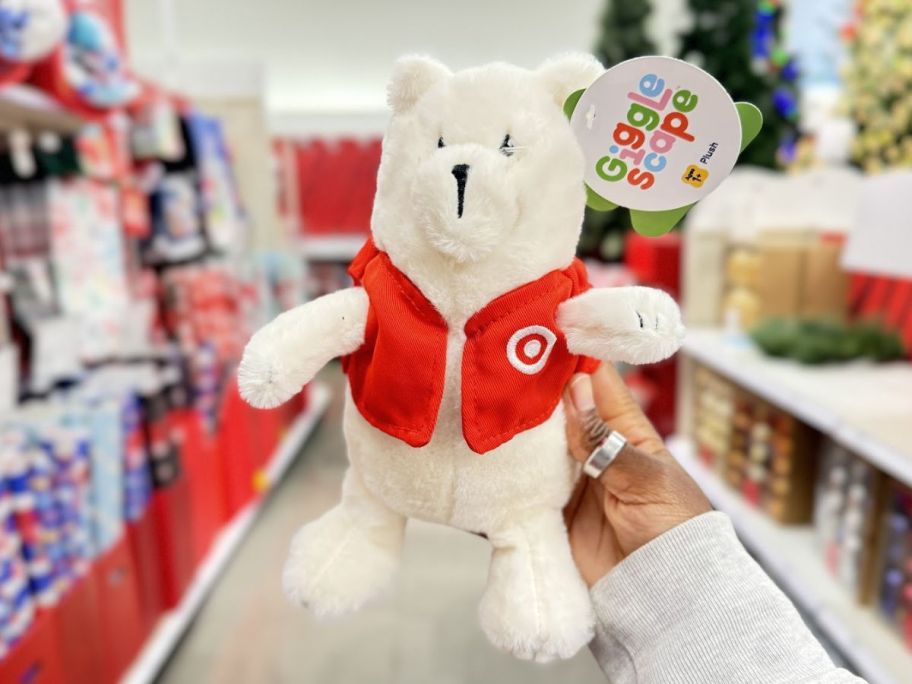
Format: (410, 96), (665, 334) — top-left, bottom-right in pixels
(282, 508), (404, 617)
(237, 345), (301, 409)
(478, 548), (595, 662)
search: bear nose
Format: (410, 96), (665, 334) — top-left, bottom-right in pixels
(452, 163), (470, 181)
(452, 164), (469, 218)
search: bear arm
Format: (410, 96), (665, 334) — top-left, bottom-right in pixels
(238, 287), (369, 408)
(556, 286), (685, 365)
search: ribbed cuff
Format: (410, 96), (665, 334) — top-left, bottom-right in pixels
(588, 512), (843, 684)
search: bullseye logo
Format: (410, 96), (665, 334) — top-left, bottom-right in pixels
(506, 325), (557, 375)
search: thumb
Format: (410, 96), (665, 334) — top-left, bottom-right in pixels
(565, 371), (670, 497)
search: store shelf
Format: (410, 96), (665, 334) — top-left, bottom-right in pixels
(120, 381), (331, 684)
(682, 329), (912, 487)
(299, 235), (365, 261)
(668, 435), (907, 684)
(0, 84), (84, 134)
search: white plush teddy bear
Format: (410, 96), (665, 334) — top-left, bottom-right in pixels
(239, 54), (684, 662)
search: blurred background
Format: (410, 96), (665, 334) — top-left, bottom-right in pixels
(0, 1), (910, 683)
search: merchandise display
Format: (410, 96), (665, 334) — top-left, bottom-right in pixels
(0, 3), (315, 681)
(693, 364), (817, 523)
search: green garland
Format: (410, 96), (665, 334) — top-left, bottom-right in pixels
(751, 319), (906, 364)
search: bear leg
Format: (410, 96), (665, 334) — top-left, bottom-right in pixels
(479, 508), (594, 662)
(282, 465), (406, 616)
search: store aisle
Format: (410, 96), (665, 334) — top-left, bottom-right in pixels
(158, 363), (605, 684)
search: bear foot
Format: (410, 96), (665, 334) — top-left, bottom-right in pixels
(479, 510), (595, 662)
(283, 471), (406, 616)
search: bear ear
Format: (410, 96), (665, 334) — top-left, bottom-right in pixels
(387, 55), (452, 114)
(536, 53), (604, 108)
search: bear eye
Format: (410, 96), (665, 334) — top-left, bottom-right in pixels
(500, 134), (514, 157)
(437, 137), (445, 149)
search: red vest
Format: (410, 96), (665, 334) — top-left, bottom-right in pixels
(343, 240), (598, 454)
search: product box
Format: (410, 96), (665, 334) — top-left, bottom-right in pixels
(682, 229), (728, 327)
(751, 403), (819, 524)
(757, 240), (806, 321)
(801, 237), (848, 321)
(873, 482), (912, 648)
(814, 441), (886, 604)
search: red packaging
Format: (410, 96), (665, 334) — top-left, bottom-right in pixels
(177, 408), (227, 564)
(0, 611), (66, 684)
(251, 404), (283, 472)
(150, 477), (195, 609)
(624, 231), (682, 299)
(127, 506), (166, 636)
(0, 62), (31, 87)
(29, 1), (139, 121)
(55, 574), (106, 684)
(94, 536), (145, 683)
(218, 379), (259, 516)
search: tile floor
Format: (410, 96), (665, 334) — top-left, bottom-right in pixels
(158, 364), (605, 683)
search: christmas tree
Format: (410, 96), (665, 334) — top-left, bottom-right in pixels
(845, 0), (912, 172)
(581, 0), (656, 261)
(677, 0), (796, 168)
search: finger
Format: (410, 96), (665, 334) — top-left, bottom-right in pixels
(590, 364), (665, 456)
(591, 442), (669, 499)
(564, 374), (595, 462)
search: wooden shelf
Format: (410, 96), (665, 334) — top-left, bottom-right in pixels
(0, 85), (84, 134)
(120, 382), (330, 684)
(669, 435), (909, 684)
(681, 328), (912, 487)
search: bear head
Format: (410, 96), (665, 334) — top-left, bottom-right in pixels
(371, 54), (604, 319)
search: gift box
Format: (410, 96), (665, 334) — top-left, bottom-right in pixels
(85, 396), (126, 555)
(43, 424), (93, 579)
(0, 468), (34, 659)
(4, 431), (68, 607)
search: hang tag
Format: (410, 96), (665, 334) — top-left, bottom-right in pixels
(566, 56), (762, 236)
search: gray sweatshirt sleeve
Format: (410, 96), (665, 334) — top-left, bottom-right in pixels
(588, 511), (866, 683)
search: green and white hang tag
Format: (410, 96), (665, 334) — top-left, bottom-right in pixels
(565, 56), (763, 236)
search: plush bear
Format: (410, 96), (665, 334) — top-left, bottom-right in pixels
(238, 54), (684, 662)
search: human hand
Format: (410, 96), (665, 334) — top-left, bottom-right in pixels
(563, 364), (711, 587)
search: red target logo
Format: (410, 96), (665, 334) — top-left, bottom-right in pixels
(506, 325), (557, 375)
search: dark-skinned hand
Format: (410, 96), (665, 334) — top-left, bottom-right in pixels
(563, 364), (712, 586)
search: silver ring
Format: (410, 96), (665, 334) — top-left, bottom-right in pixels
(584, 432), (627, 479)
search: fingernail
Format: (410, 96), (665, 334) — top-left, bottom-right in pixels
(569, 374), (595, 413)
